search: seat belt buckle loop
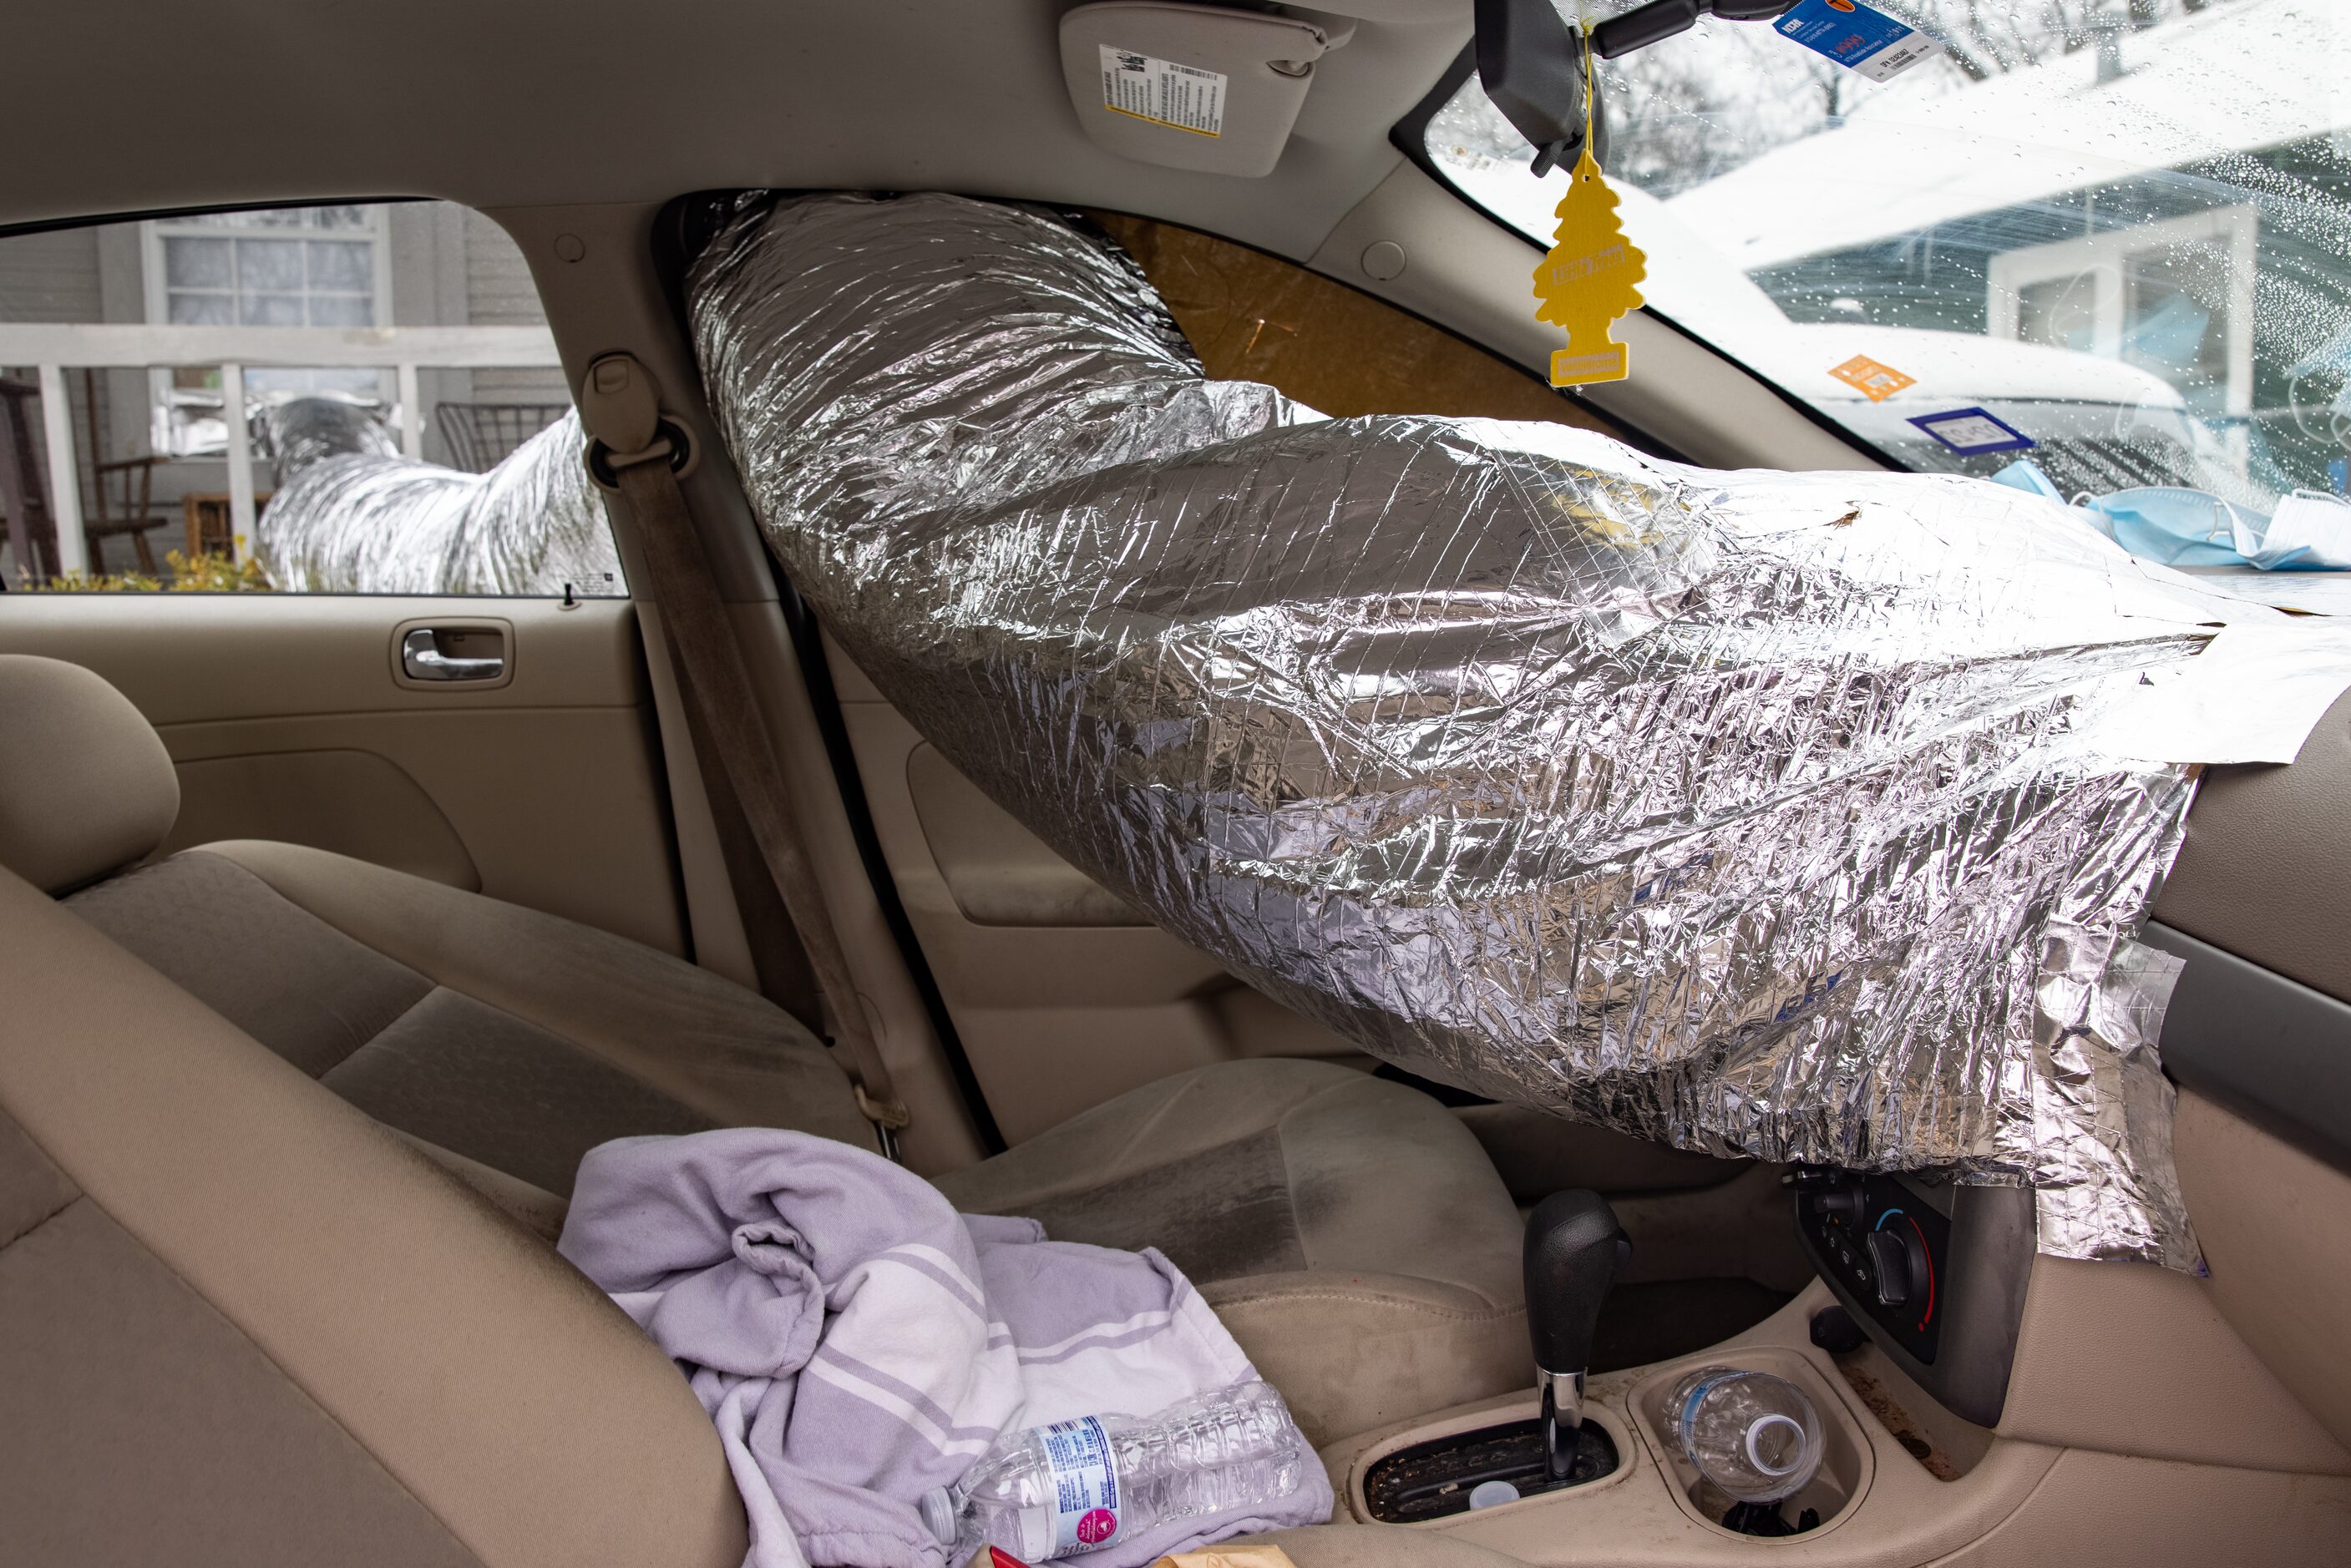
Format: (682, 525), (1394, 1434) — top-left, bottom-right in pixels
(855, 1084), (912, 1163)
(854, 1083), (913, 1132)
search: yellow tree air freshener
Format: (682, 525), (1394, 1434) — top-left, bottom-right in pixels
(1533, 52), (1644, 387)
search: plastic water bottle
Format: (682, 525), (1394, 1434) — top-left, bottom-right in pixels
(1664, 1367), (1824, 1504)
(918, 1381), (1311, 1562)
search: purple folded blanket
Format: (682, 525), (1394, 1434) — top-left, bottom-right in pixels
(559, 1128), (1334, 1568)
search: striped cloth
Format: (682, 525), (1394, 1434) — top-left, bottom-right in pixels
(558, 1128), (1329, 1568)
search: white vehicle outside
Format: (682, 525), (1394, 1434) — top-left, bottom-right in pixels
(1418, 0), (2350, 506)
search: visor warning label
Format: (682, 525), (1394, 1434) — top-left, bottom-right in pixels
(1776, 0), (1943, 83)
(1099, 45), (1226, 137)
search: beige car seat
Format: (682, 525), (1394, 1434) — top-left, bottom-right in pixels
(0, 651), (1530, 1473)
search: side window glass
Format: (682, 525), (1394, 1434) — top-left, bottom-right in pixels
(0, 200), (621, 596)
(1089, 211), (1621, 432)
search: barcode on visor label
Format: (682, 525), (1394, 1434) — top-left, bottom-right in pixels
(1099, 45), (1226, 137)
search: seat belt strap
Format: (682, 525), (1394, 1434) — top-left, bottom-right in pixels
(580, 353), (910, 1153)
(677, 688), (823, 1033)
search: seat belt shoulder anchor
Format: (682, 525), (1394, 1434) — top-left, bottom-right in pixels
(578, 351), (699, 491)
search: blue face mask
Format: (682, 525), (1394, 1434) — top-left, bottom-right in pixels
(2090, 487), (2260, 568)
(1991, 460), (2351, 572)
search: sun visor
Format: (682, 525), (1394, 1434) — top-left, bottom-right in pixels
(1058, 2), (1351, 176)
(253, 402), (623, 597)
(687, 191), (2351, 1271)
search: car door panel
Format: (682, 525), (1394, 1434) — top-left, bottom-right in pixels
(0, 594), (685, 955)
(835, 658), (1366, 1145)
(164, 747), (480, 891)
(2154, 687), (2351, 1004)
(906, 742), (1144, 928)
(2142, 690), (2351, 1457)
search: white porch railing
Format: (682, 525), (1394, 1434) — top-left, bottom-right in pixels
(0, 322), (564, 574)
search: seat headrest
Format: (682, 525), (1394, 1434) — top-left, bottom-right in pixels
(0, 655), (179, 894)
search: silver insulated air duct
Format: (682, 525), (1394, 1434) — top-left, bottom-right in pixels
(687, 191), (2337, 1269)
(255, 399), (623, 596)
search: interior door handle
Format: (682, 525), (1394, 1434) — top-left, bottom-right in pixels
(400, 627), (504, 682)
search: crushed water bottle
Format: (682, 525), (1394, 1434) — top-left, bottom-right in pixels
(918, 1380), (1311, 1562)
(1664, 1367), (1825, 1504)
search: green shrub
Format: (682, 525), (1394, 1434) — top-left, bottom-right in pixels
(16, 548), (273, 594)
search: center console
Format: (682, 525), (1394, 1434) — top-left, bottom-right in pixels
(1328, 1176), (2024, 1548)
(1314, 1166), (2351, 1565)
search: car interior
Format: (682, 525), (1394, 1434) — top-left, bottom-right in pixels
(4, 3), (2351, 1566)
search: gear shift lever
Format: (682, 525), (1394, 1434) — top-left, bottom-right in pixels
(1524, 1190), (1629, 1483)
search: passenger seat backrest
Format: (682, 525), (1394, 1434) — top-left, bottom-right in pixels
(0, 864), (747, 1568)
(0, 654), (178, 894)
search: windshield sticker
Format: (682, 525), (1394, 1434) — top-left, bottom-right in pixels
(1098, 47), (1225, 138)
(1908, 407), (2035, 455)
(1828, 354), (1916, 402)
(1775, 0), (1943, 83)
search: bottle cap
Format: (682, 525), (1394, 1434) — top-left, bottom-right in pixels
(918, 1487), (958, 1545)
(1467, 1479), (1521, 1510)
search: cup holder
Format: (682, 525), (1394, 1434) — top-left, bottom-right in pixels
(1632, 1348), (1873, 1540)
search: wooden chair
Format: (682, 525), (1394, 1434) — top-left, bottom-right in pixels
(79, 369), (166, 575)
(0, 378), (59, 585)
(0, 373), (173, 584)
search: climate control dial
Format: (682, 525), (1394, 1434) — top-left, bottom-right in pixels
(1865, 1226), (1928, 1308)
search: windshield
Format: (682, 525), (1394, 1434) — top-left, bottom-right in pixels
(1416, 0), (2351, 508)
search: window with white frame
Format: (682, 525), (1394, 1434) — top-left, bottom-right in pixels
(1988, 206), (2259, 422)
(142, 205), (393, 454)
(145, 205), (388, 329)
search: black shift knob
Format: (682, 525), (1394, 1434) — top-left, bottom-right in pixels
(1523, 1189), (1629, 1376)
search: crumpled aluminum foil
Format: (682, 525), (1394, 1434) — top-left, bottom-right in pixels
(254, 399), (623, 596)
(256, 394), (399, 473)
(688, 191), (2266, 1269)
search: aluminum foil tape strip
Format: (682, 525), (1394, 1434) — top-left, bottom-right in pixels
(692, 192), (2251, 1267)
(254, 401), (624, 596)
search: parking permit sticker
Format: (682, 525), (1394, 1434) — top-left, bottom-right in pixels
(1099, 46), (1225, 137)
(1828, 353), (1917, 402)
(1908, 407), (2035, 455)
(1776, 0), (1943, 82)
